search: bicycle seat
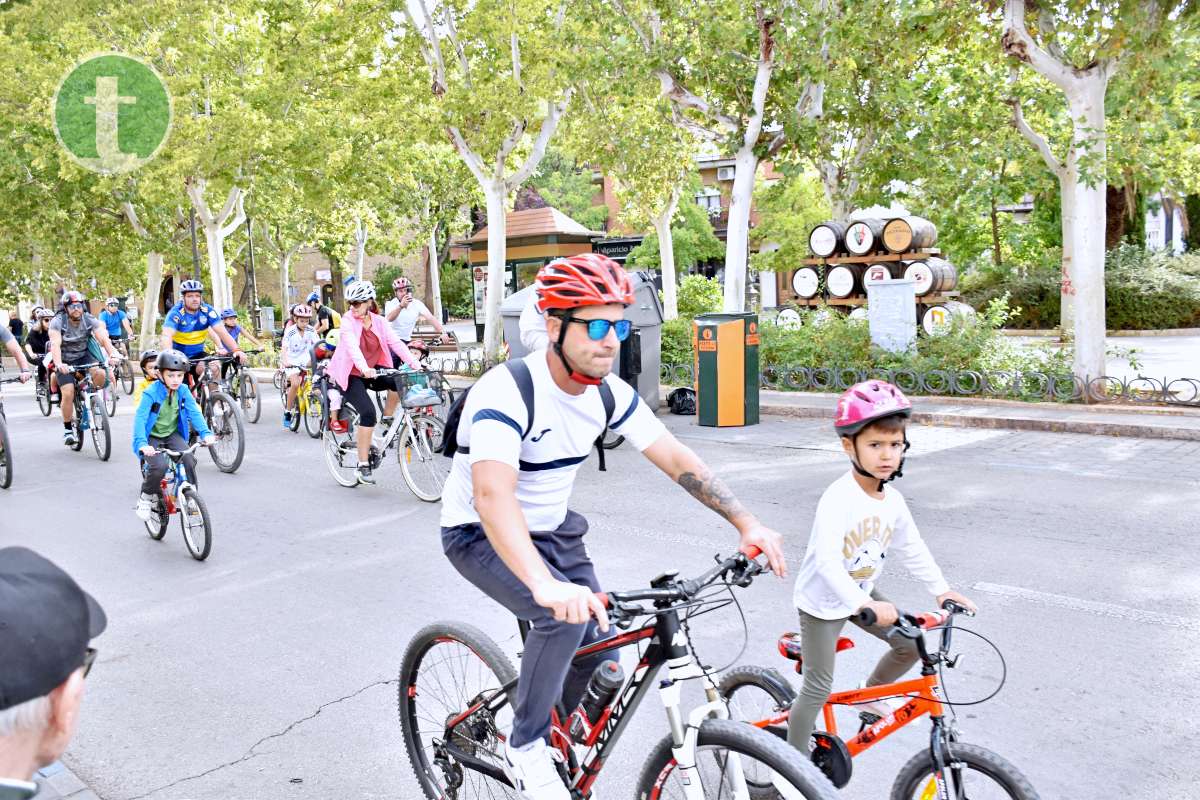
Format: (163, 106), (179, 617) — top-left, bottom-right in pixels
(777, 633), (854, 668)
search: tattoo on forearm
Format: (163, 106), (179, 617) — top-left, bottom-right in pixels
(677, 469), (748, 524)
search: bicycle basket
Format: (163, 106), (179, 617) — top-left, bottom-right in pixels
(397, 370), (442, 408)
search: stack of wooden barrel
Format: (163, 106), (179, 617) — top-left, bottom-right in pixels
(785, 215), (972, 333)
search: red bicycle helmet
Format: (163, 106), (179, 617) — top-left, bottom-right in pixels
(535, 253), (634, 313)
(835, 381), (912, 436)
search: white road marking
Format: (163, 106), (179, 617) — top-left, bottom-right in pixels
(972, 581), (1199, 631)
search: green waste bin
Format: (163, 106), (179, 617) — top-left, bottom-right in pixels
(693, 312), (759, 427)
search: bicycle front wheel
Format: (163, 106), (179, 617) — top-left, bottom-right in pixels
(120, 359), (135, 395)
(891, 741), (1040, 800)
(398, 621), (518, 800)
(0, 417), (12, 489)
(103, 382), (118, 417)
(145, 494), (169, 540)
(303, 388), (324, 438)
(637, 718), (838, 800)
(719, 665), (795, 743)
(178, 486), (212, 561)
(397, 415), (448, 502)
(207, 392), (245, 473)
(90, 396), (111, 461)
(238, 373), (261, 423)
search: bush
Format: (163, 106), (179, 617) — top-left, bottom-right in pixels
(440, 261), (473, 319)
(660, 318), (694, 367)
(674, 274), (723, 319)
(961, 245), (1200, 330)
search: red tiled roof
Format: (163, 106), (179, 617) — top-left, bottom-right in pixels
(468, 207), (602, 243)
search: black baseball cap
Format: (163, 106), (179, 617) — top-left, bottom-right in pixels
(0, 547), (107, 711)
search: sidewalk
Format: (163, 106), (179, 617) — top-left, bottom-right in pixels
(751, 389), (1200, 442)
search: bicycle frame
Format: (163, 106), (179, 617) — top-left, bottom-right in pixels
(437, 604), (735, 799)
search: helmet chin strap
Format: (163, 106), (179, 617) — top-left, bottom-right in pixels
(849, 435), (911, 492)
(553, 317), (603, 386)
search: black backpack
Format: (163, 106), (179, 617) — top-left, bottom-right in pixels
(438, 360), (617, 470)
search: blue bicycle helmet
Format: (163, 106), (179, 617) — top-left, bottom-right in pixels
(220, 308), (238, 319)
(180, 279), (203, 294)
(306, 291), (320, 303)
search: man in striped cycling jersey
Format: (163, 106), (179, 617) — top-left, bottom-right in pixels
(160, 280), (245, 384)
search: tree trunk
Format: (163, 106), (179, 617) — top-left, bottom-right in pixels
(482, 182), (508, 359)
(652, 187), (681, 321)
(140, 252), (163, 352)
(722, 146), (758, 312)
(1058, 175), (1076, 336)
(354, 217), (368, 281)
(990, 195), (1003, 267)
(1105, 185), (1128, 249)
(329, 254), (345, 310)
(280, 250), (292, 324)
(818, 161), (851, 220)
(1066, 85), (1108, 381)
(202, 226), (230, 311)
(428, 224), (443, 322)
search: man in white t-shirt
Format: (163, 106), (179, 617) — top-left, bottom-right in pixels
(517, 288), (549, 352)
(440, 253), (787, 800)
(383, 277), (445, 365)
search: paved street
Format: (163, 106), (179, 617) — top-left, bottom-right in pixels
(1, 379), (1197, 800)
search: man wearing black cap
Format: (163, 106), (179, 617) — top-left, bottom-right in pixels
(0, 547), (106, 799)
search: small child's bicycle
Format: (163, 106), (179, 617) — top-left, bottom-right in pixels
(141, 442), (213, 561)
(719, 602), (1039, 799)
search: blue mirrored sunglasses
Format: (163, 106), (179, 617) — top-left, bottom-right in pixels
(565, 316), (631, 342)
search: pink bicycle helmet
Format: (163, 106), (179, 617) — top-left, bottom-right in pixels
(834, 381), (912, 436)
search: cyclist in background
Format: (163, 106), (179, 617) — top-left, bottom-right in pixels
(307, 291), (340, 335)
(280, 304), (320, 430)
(98, 298), (133, 345)
(22, 308), (52, 387)
(215, 308), (265, 380)
(48, 291), (123, 447)
(160, 280), (245, 386)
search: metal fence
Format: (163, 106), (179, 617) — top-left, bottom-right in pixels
(660, 363), (1200, 407)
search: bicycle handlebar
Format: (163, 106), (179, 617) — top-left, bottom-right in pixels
(602, 551), (767, 626)
(152, 442), (206, 458)
(855, 599), (975, 630)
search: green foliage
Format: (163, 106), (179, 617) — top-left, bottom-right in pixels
(440, 262), (473, 319)
(528, 149), (608, 230)
(660, 318), (694, 367)
(962, 245), (1200, 330)
(674, 275), (723, 319)
(372, 263), (406, 302)
(627, 197), (722, 272)
(749, 170), (830, 272)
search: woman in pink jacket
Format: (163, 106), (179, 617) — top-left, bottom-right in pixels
(329, 281), (421, 484)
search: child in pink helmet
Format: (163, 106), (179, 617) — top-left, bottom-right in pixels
(787, 381), (976, 754)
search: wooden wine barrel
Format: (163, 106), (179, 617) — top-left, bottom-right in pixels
(849, 306), (869, 321)
(826, 264), (863, 298)
(808, 221), (847, 257)
(922, 300), (975, 335)
(792, 267), (820, 299)
(844, 218), (886, 256)
(862, 262), (899, 287)
(903, 257), (957, 296)
(882, 216), (938, 254)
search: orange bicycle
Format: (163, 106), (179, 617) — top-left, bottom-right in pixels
(719, 601), (1039, 799)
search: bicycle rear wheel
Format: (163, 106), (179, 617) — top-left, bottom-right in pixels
(303, 387), (324, 438)
(719, 665), (795, 742)
(397, 415), (448, 502)
(178, 486), (212, 561)
(636, 718), (838, 800)
(90, 396), (111, 461)
(36, 381), (52, 416)
(323, 427), (360, 488)
(0, 417), (12, 489)
(398, 621), (518, 800)
(891, 741), (1040, 800)
(238, 372), (261, 423)
(206, 392), (245, 473)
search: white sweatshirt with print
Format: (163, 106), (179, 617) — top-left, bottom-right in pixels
(793, 471), (950, 620)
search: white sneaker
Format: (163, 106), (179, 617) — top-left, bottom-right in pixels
(135, 493), (155, 521)
(855, 681), (902, 720)
(502, 739), (569, 800)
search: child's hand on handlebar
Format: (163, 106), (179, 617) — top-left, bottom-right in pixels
(859, 600), (899, 627)
(936, 590), (977, 614)
(202, 435), (217, 446)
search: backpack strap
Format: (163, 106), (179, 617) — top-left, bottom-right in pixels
(503, 359), (536, 439)
(595, 379), (616, 472)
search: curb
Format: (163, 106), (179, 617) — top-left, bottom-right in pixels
(759, 401), (1200, 442)
(1001, 328), (1200, 338)
(35, 761), (101, 800)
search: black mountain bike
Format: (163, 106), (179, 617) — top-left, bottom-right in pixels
(190, 354), (246, 473)
(398, 552), (838, 800)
